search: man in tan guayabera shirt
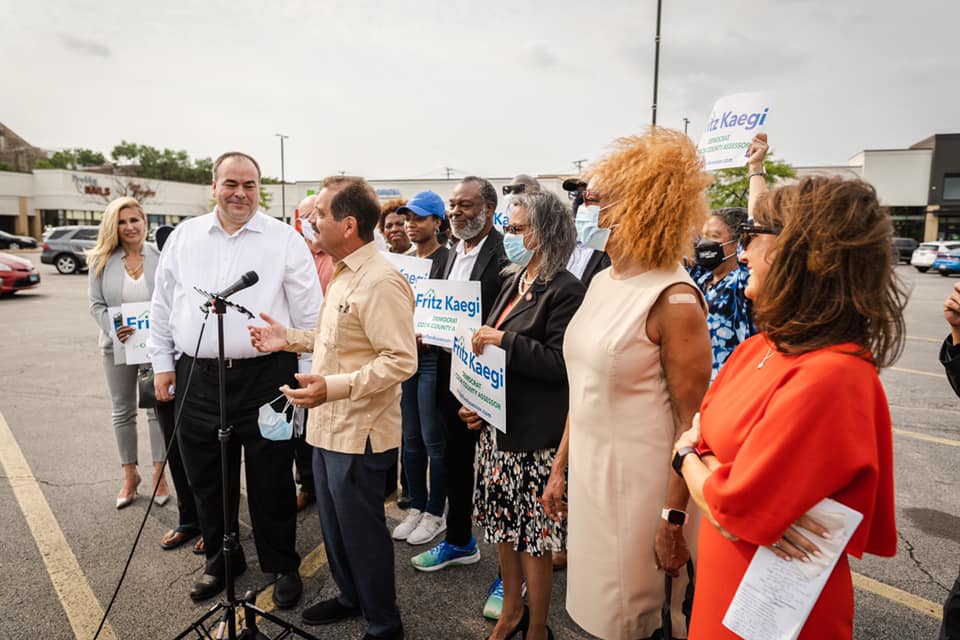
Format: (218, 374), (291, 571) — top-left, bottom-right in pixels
(249, 177), (416, 640)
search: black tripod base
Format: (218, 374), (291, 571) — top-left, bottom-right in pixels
(175, 591), (319, 640)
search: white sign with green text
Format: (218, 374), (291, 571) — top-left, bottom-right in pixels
(413, 279), (482, 348)
(449, 327), (506, 433)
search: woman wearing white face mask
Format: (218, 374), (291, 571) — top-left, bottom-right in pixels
(459, 191), (584, 640)
(542, 128), (713, 640)
(690, 207), (756, 382)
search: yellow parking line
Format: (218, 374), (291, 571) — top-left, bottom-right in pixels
(894, 428), (960, 448)
(906, 335), (942, 344)
(889, 366), (943, 378)
(852, 572), (941, 619)
(0, 412), (118, 640)
(256, 542), (329, 612)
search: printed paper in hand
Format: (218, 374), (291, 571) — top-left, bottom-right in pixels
(120, 302), (152, 365)
(697, 92), (774, 171)
(448, 327), (506, 432)
(413, 279), (482, 348)
(722, 498), (863, 640)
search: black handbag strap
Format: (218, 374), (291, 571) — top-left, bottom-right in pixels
(660, 559), (696, 640)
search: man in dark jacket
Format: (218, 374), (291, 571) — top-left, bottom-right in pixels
(940, 280), (960, 640)
(563, 176), (611, 287)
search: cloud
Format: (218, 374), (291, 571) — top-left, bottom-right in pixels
(526, 41), (560, 69)
(58, 33), (111, 58)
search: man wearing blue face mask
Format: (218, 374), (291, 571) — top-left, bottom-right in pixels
(565, 176), (612, 287)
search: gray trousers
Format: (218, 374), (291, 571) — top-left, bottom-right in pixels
(100, 352), (163, 465)
(313, 443), (402, 637)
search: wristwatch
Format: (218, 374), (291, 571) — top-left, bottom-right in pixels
(672, 446), (700, 478)
(661, 508), (687, 526)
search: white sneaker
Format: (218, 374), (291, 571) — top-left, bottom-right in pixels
(392, 509), (423, 541)
(406, 512), (447, 545)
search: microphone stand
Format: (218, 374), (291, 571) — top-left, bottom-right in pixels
(177, 289), (318, 640)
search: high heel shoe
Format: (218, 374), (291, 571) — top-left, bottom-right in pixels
(487, 605), (528, 640)
(116, 475), (141, 509)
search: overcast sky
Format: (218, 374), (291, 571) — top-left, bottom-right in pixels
(2, 0), (957, 182)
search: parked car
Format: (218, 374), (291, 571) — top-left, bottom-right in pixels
(0, 230), (39, 250)
(40, 225), (99, 274)
(892, 237), (918, 264)
(933, 249), (960, 276)
(912, 242), (960, 272)
(0, 252), (40, 295)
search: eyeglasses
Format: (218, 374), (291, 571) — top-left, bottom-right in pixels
(737, 223), (781, 250)
(502, 184), (527, 196)
(503, 224), (530, 235)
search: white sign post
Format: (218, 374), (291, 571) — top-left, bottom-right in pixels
(382, 252), (432, 289)
(449, 327), (506, 433)
(413, 279), (482, 348)
(697, 92), (774, 171)
(120, 301), (152, 365)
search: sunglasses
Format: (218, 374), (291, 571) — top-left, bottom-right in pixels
(503, 223), (530, 235)
(738, 223), (781, 250)
(502, 184), (527, 196)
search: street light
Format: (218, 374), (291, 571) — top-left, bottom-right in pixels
(651, 0), (663, 126)
(683, 117), (690, 135)
(275, 133), (289, 224)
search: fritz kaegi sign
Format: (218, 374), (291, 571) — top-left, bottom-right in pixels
(697, 92), (773, 171)
(383, 252), (432, 289)
(450, 327), (506, 433)
(413, 279), (482, 348)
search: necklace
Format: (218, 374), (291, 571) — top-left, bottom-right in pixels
(757, 347), (775, 369)
(123, 254), (143, 278)
(517, 268), (537, 297)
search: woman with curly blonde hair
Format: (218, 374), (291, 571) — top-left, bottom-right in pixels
(541, 127), (713, 639)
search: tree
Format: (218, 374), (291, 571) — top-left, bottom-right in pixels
(707, 154), (796, 210)
(35, 148), (107, 170)
(0, 161), (12, 172)
(111, 141), (213, 184)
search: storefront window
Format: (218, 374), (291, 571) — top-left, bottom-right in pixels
(888, 206), (925, 242)
(937, 216), (960, 241)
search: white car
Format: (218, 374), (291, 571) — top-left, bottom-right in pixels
(911, 241), (960, 272)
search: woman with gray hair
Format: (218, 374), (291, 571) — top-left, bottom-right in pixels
(459, 190), (585, 640)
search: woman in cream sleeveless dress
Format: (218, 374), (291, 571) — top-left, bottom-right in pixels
(548, 129), (714, 640)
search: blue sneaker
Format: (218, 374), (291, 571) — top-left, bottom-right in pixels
(411, 538), (481, 572)
(483, 577), (528, 620)
(483, 577), (504, 619)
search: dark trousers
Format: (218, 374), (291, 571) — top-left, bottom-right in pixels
(154, 400), (198, 528)
(942, 572), (960, 639)
(175, 352), (300, 576)
(437, 351), (480, 547)
(313, 443), (402, 637)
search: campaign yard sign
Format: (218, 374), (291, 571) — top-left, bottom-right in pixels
(413, 279), (482, 348)
(120, 301), (152, 365)
(449, 327), (506, 433)
(382, 252), (432, 289)
(697, 92), (773, 171)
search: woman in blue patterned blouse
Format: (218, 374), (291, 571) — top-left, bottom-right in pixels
(691, 207), (756, 381)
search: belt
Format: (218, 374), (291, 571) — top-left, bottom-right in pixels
(181, 353), (276, 371)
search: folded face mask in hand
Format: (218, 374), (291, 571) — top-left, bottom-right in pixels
(258, 394), (293, 441)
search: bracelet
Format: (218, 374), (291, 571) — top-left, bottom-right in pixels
(748, 171), (767, 179)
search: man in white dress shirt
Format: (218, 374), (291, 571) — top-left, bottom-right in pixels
(148, 152), (322, 606)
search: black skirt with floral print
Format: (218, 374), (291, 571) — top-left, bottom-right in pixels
(473, 427), (566, 557)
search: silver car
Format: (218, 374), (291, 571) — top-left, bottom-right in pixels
(40, 226), (99, 274)
(911, 241), (960, 273)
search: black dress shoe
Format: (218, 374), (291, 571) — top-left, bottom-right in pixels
(272, 572), (303, 609)
(302, 597), (362, 625)
(362, 625), (404, 640)
(189, 558), (247, 602)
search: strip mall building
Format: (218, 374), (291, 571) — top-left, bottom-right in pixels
(1, 133), (958, 242)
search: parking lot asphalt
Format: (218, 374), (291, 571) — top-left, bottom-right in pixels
(0, 252), (955, 639)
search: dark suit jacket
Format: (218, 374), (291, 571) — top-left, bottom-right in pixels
(487, 269), (585, 452)
(437, 229), (509, 430)
(940, 336), (960, 398)
(581, 250), (611, 287)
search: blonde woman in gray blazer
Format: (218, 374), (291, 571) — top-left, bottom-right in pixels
(88, 197), (167, 509)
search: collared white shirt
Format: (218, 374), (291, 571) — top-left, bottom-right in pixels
(567, 243), (594, 280)
(149, 210), (322, 373)
(448, 233), (489, 282)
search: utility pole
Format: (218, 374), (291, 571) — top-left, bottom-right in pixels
(573, 159), (587, 175)
(651, 0), (662, 126)
(683, 117), (690, 135)
(443, 167), (453, 179)
(275, 133), (289, 224)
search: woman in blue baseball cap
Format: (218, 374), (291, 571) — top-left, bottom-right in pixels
(391, 191), (452, 546)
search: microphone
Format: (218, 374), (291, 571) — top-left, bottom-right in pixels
(214, 271), (259, 299)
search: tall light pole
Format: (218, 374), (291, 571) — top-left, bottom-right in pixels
(683, 117), (690, 135)
(275, 133), (289, 224)
(651, 0), (662, 126)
